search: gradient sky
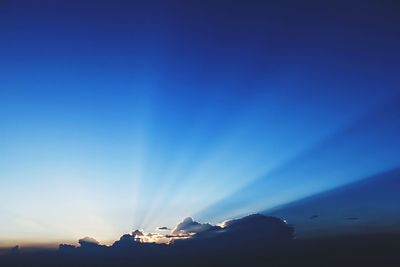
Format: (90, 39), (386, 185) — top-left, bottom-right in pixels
(1, 0), (400, 245)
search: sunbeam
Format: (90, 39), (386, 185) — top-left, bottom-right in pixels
(195, 96), (400, 223)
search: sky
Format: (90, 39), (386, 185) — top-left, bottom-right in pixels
(0, 0), (400, 246)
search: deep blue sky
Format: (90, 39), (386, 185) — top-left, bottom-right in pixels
(0, 0), (400, 245)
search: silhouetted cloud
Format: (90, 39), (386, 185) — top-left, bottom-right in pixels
(78, 237), (105, 251)
(32, 214), (296, 265)
(78, 237), (99, 246)
(59, 244), (76, 252)
(157, 226), (171, 231)
(10, 246), (19, 256)
(112, 234), (138, 248)
(0, 214), (302, 266)
(113, 230), (172, 246)
(207, 214), (294, 242)
(169, 213), (295, 253)
(132, 230), (144, 237)
(172, 217), (217, 235)
(116, 214), (294, 247)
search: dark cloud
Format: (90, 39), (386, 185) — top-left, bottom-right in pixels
(78, 237), (99, 247)
(203, 214), (294, 242)
(157, 227), (171, 231)
(172, 217), (217, 235)
(112, 234), (138, 248)
(132, 230), (144, 237)
(7, 214), (296, 266)
(18, 214), (400, 266)
(77, 237), (106, 251)
(59, 244), (76, 252)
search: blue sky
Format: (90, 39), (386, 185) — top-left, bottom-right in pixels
(0, 1), (400, 245)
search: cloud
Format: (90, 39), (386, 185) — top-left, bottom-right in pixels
(132, 230), (144, 237)
(78, 237), (100, 248)
(112, 234), (137, 248)
(113, 230), (172, 246)
(78, 237), (99, 245)
(110, 214), (293, 247)
(59, 244), (76, 252)
(70, 214), (294, 253)
(181, 214), (295, 248)
(172, 217), (217, 235)
(141, 233), (171, 244)
(220, 214), (293, 235)
(113, 214), (294, 246)
(157, 226), (171, 231)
